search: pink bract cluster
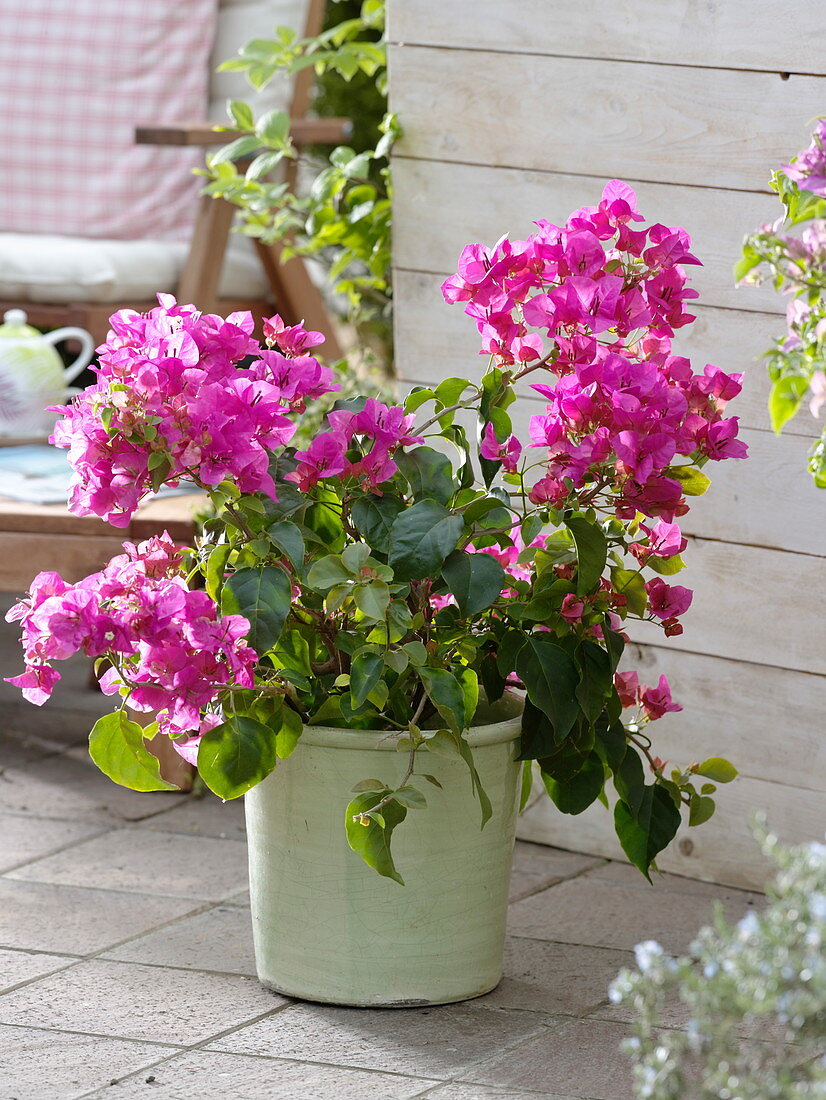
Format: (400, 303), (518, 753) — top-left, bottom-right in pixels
(288, 398), (425, 491)
(5, 534), (256, 739)
(615, 670), (682, 723)
(441, 180), (747, 523)
(50, 299), (338, 527)
(783, 119), (826, 197)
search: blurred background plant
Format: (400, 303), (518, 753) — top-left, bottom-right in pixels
(203, 0), (396, 380)
(610, 819), (826, 1099)
(738, 120), (826, 487)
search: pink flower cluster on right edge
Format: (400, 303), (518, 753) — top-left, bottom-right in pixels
(442, 179), (749, 732)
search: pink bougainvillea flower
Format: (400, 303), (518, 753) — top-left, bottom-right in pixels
(783, 119), (826, 197)
(480, 422), (523, 471)
(645, 578), (693, 620)
(262, 313), (325, 356)
(559, 594), (586, 623)
(614, 670), (640, 708)
(286, 433), (350, 491)
(640, 674), (683, 720)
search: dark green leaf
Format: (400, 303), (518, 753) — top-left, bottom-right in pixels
(440, 550), (505, 616)
(541, 750), (605, 814)
(388, 500), (464, 581)
(575, 641), (613, 723)
(519, 760), (534, 812)
(395, 447), (457, 505)
(515, 634), (580, 746)
(88, 713), (178, 792)
(566, 516), (608, 594)
(197, 715), (277, 800)
(393, 785), (427, 809)
(351, 495), (405, 554)
(689, 794), (716, 826)
(266, 520), (305, 571)
(614, 785), (682, 880)
(614, 746), (646, 814)
(353, 579), (390, 620)
(603, 625), (625, 674)
(345, 792), (407, 884)
(418, 666), (466, 732)
(221, 566), (291, 655)
(480, 652), (506, 704)
(595, 717), (628, 772)
(350, 649), (384, 707)
(611, 568), (648, 616)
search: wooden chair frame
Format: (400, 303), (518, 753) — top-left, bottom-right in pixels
(0, 0), (346, 355)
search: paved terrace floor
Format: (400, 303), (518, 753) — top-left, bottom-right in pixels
(0, 646), (766, 1100)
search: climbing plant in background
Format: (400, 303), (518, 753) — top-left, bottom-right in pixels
(204, 0), (396, 369)
(738, 119), (826, 487)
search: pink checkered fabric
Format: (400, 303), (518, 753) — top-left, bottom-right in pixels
(0, 0), (217, 240)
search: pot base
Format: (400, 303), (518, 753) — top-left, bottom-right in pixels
(258, 975), (503, 1009)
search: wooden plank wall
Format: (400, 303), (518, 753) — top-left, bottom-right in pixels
(387, 2), (826, 890)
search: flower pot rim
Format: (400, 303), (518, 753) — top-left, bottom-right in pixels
(298, 695), (523, 751)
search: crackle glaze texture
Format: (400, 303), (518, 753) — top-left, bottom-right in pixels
(245, 709), (522, 1006)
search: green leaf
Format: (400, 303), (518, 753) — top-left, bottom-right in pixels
(768, 375), (808, 434)
(351, 495), (405, 555)
(88, 712), (178, 792)
(455, 735), (492, 827)
(614, 746), (646, 814)
(575, 640), (613, 724)
(541, 751), (605, 814)
(393, 785), (427, 809)
(345, 792), (407, 884)
(228, 99), (255, 130)
(255, 108), (291, 146)
(646, 553), (686, 576)
(351, 777), (387, 793)
(689, 794), (716, 826)
(350, 649), (384, 707)
(614, 785), (682, 880)
(695, 757), (738, 783)
(353, 579), (390, 620)
(221, 566), (291, 655)
(666, 465), (711, 496)
(266, 521), (305, 571)
(307, 555), (351, 591)
(611, 568), (648, 616)
(440, 550), (505, 616)
(515, 634), (580, 746)
(274, 705), (303, 759)
(197, 715), (277, 800)
(418, 666), (467, 732)
(388, 500), (464, 581)
(566, 516), (608, 594)
(519, 760), (534, 812)
(395, 447), (457, 505)
(205, 543), (232, 600)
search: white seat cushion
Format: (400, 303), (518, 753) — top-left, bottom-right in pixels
(0, 233), (268, 304)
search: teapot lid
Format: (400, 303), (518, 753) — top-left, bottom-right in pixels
(0, 309), (40, 337)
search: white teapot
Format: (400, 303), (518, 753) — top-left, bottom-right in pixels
(0, 309), (94, 438)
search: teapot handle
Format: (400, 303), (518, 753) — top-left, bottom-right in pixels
(43, 327), (95, 384)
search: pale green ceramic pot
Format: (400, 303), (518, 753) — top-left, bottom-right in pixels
(244, 694), (523, 1007)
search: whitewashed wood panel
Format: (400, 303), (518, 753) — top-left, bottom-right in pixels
(625, 539), (825, 674)
(619, 643), (826, 793)
(394, 270), (821, 440)
(518, 773), (826, 891)
(389, 46), (821, 191)
(389, 1), (826, 76)
(393, 159), (782, 314)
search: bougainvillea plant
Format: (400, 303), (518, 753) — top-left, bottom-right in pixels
(738, 118), (826, 486)
(7, 181), (743, 882)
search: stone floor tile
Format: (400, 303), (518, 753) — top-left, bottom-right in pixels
(581, 859), (764, 900)
(462, 1016), (635, 1100)
(509, 842), (604, 903)
(0, 1023), (172, 1100)
(145, 794), (247, 840)
(0, 947), (76, 992)
(103, 905), (256, 976)
(0, 728), (72, 766)
(0, 958), (286, 1045)
(0, 810), (104, 872)
(85, 1050), (438, 1099)
(478, 937), (632, 1017)
(7, 826), (249, 900)
(422, 1085), (580, 1099)
(223, 888), (250, 907)
(0, 879), (201, 955)
(0, 750), (187, 823)
(508, 875), (762, 954)
(209, 1002), (548, 1080)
